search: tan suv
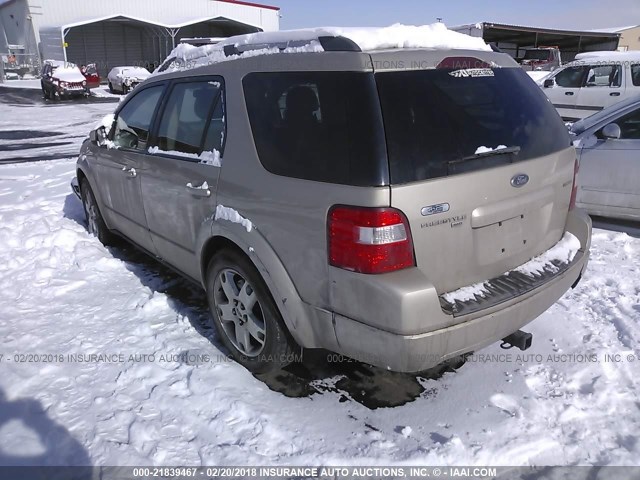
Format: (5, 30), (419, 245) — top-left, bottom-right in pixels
(72, 30), (592, 374)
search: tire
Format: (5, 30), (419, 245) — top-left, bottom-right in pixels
(42, 88), (49, 100)
(108, 82), (114, 94)
(80, 179), (115, 246)
(206, 249), (298, 373)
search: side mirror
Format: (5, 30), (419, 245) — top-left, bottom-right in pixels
(543, 78), (554, 88)
(602, 123), (621, 140)
(90, 126), (107, 145)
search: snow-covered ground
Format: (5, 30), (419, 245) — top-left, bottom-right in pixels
(0, 79), (42, 90)
(0, 96), (640, 468)
(0, 93), (116, 163)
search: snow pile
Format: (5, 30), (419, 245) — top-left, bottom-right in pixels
(515, 232), (581, 277)
(323, 23), (490, 52)
(475, 145), (507, 155)
(443, 233), (582, 304)
(186, 181), (209, 190)
(157, 41), (323, 74)
(214, 205), (253, 233)
(442, 282), (490, 304)
(94, 113), (114, 131)
(155, 23), (489, 74)
(148, 147), (221, 167)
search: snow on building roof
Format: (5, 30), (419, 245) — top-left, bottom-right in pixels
(155, 23), (490, 75)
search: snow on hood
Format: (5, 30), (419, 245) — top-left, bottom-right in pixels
(119, 67), (151, 80)
(154, 23), (490, 75)
(53, 67), (86, 83)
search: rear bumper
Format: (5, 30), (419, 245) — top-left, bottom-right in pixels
(328, 209), (592, 372)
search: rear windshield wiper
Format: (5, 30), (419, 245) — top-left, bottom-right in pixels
(449, 146), (521, 165)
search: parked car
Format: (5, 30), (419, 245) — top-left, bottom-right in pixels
(81, 63), (101, 89)
(4, 72), (20, 80)
(570, 95), (640, 221)
(518, 47), (562, 72)
(72, 30), (591, 374)
(107, 66), (151, 94)
(540, 51), (640, 121)
(41, 60), (89, 100)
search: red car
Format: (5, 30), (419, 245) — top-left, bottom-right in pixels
(81, 64), (100, 89)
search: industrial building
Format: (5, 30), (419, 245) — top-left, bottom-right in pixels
(592, 25), (640, 51)
(453, 22), (621, 63)
(0, 0), (280, 76)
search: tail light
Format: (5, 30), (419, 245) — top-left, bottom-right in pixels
(328, 206), (415, 274)
(569, 158), (579, 210)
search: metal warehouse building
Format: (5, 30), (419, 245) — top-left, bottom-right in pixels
(453, 22), (621, 63)
(0, 0), (280, 75)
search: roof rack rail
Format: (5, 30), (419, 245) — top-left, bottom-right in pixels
(222, 35), (361, 57)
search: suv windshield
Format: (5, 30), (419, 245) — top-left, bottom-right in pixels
(376, 67), (570, 184)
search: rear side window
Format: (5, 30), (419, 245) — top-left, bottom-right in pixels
(243, 72), (388, 186)
(376, 67), (570, 184)
(156, 80), (224, 155)
(112, 85), (164, 151)
(586, 65), (622, 88)
(554, 66), (589, 88)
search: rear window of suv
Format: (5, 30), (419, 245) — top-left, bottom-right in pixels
(243, 72), (388, 186)
(376, 67), (570, 184)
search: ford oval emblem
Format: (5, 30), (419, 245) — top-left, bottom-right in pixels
(511, 174), (529, 188)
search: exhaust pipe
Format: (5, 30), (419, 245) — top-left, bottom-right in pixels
(501, 330), (533, 351)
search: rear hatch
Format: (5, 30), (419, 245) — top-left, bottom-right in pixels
(375, 62), (575, 294)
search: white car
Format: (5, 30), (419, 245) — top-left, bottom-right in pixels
(541, 51), (640, 122)
(5, 72), (20, 80)
(570, 95), (640, 220)
(107, 66), (151, 94)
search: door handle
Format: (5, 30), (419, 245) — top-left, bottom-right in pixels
(121, 166), (137, 178)
(610, 92), (621, 96)
(565, 92), (574, 96)
(186, 182), (211, 197)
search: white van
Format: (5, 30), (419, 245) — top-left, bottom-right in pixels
(541, 51), (640, 121)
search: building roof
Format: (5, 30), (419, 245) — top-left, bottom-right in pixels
(215, 0), (279, 11)
(453, 21), (621, 51)
(40, 13), (263, 32)
(468, 21), (622, 38)
(589, 25), (640, 34)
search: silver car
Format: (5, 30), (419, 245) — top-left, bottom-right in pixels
(72, 31), (591, 374)
(571, 95), (640, 221)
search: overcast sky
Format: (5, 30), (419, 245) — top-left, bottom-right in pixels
(274, 0), (640, 31)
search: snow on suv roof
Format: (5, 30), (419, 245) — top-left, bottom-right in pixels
(155, 23), (490, 75)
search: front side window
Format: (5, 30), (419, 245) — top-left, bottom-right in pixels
(554, 66), (589, 88)
(585, 65), (622, 88)
(155, 80), (224, 156)
(112, 85), (164, 150)
(615, 108), (640, 140)
(243, 72), (388, 186)
(631, 64), (640, 87)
